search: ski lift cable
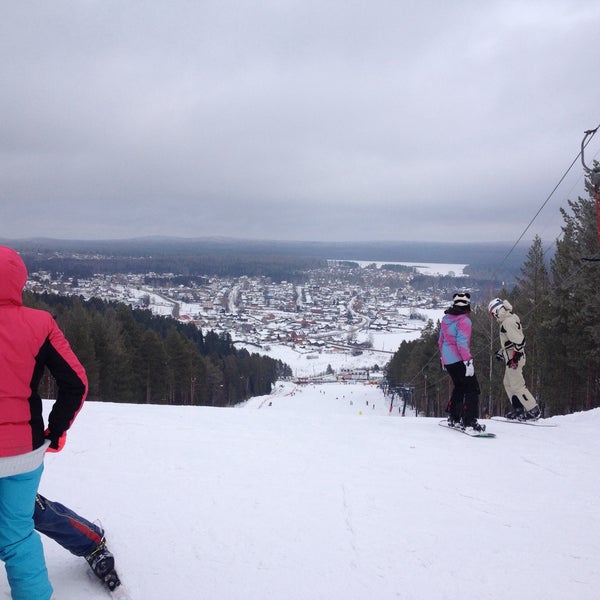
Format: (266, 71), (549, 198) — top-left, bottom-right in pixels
(540, 153), (597, 257)
(532, 131), (600, 260)
(497, 126), (600, 269)
(489, 126), (600, 335)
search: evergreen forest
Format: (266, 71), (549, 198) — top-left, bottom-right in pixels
(25, 293), (291, 406)
(386, 180), (600, 417)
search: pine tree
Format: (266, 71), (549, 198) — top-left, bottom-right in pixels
(139, 330), (169, 403)
(546, 184), (600, 411)
(89, 307), (133, 403)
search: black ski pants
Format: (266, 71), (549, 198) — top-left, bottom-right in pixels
(445, 361), (480, 422)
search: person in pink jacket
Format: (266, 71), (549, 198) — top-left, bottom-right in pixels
(0, 246), (87, 600)
(438, 292), (484, 432)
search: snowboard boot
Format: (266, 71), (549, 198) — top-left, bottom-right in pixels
(447, 398), (463, 428)
(447, 415), (462, 428)
(523, 405), (541, 420)
(461, 418), (486, 432)
(505, 406), (525, 420)
(85, 538), (115, 580)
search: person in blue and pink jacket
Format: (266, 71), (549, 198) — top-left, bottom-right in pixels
(438, 292), (483, 432)
(0, 245), (87, 600)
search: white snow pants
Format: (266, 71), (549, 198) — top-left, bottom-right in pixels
(503, 355), (537, 411)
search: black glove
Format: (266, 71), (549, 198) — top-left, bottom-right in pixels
(507, 351), (523, 369)
(495, 351), (504, 362)
(44, 428), (67, 452)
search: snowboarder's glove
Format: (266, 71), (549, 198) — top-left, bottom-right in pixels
(463, 359), (474, 377)
(507, 351), (523, 369)
(44, 428), (67, 452)
(440, 361), (446, 372)
(495, 351), (504, 362)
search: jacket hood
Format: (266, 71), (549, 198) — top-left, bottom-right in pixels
(495, 309), (510, 323)
(0, 246), (27, 306)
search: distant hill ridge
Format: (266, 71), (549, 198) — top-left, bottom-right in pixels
(1, 236), (529, 266)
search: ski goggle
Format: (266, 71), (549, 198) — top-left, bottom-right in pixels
(452, 292), (470, 300)
(452, 292), (470, 306)
(488, 298), (504, 315)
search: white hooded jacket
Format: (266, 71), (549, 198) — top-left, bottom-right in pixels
(495, 303), (526, 362)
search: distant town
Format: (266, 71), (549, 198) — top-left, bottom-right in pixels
(26, 260), (454, 360)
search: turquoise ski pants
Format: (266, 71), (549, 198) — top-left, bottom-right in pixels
(0, 464), (53, 600)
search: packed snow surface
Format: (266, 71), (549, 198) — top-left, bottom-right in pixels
(2, 382), (598, 599)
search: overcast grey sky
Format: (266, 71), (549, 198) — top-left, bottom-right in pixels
(1, 1), (599, 244)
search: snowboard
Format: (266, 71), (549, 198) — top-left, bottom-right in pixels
(491, 416), (557, 427)
(438, 419), (496, 438)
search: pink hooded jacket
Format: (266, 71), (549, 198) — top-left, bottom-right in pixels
(0, 246), (87, 459)
(438, 309), (473, 365)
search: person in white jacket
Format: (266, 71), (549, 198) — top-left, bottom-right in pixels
(488, 298), (541, 420)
